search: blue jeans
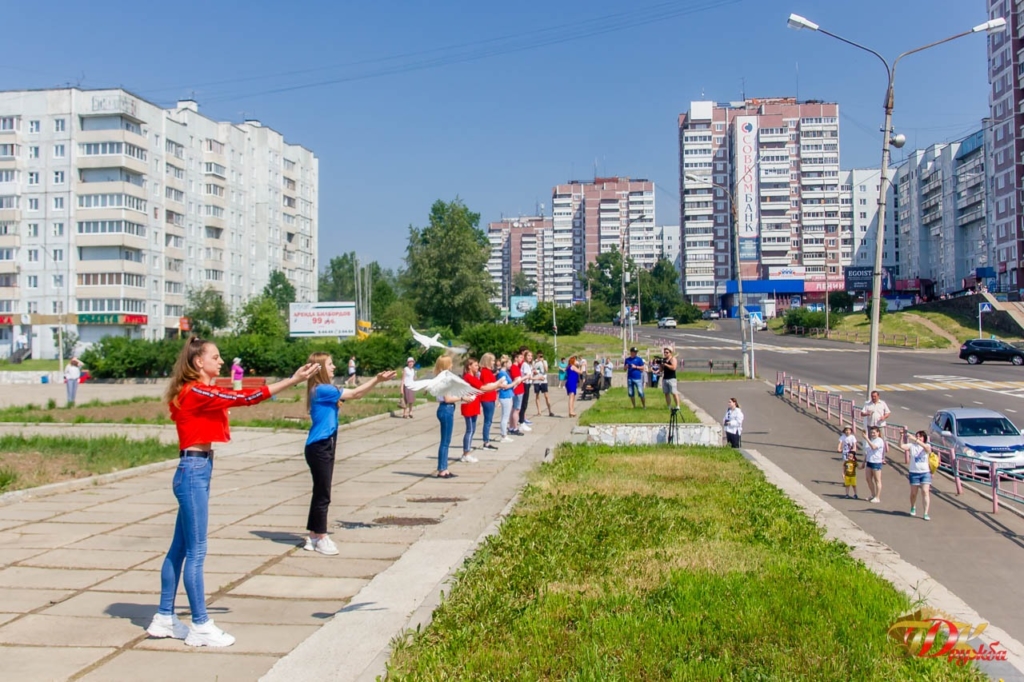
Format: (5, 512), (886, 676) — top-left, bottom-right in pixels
(158, 456), (212, 624)
(462, 415), (478, 453)
(436, 402), (454, 472)
(481, 400), (495, 444)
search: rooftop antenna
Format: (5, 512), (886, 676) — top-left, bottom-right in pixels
(741, 77), (746, 102)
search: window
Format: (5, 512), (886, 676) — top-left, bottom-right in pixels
(28, 249), (39, 262)
(52, 274), (63, 288)
(27, 275), (38, 289)
(26, 223), (38, 237)
(27, 172), (38, 186)
(0, 118), (15, 131)
(54, 119), (65, 132)
(28, 146), (39, 159)
(53, 197), (64, 210)
(53, 144), (65, 158)
(28, 120), (40, 133)
(27, 198), (38, 211)
(859, 212), (867, 219)
(0, 249), (12, 260)
(0, 144), (17, 158)
(52, 301), (63, 314)
(78, 194), (147, 212)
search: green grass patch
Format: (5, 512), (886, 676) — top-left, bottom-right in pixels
(578, 388), (699, 426)
(385, 445), (983, 680)
(0, 434), (180, 491)
(0, 359), (61, 372)
(912, 310), (1012, 344)
(770, 312), (954, 348)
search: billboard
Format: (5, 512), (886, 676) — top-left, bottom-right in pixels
(844, 267), (895, 292)
(509, 295), (538, 319)
(769, 266), (806, 280)
(289, 302), (356, 337)
(733, 115), (760, 243)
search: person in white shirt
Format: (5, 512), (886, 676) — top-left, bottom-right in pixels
(898, 429), (933, 521)
(518, 349), (535, 428)
(64, 358), (83, 406)
(401, 357), (417, 419)
(860, 391), (890, 435)
(532, 352), (553, 418)
(723, 398), (744, 448)
(861, 426), (888, 503)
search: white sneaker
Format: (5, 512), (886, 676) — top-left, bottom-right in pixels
(500, 436), (514, 443)
(461, 454), (479, 463)
(870, 497), (881, 504)
(314, 535), (339, 556)
(147, 613), (189, 640)
(519, 424), (532, 432)
(185, 619), (235, 647)
(303, 536), (316, 551)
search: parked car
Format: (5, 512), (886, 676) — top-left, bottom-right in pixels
(657, 317), (678, 329)
(612, 314), (637, 327)
(959, 339), (1024, 365)
(702, 310), (721, 320)
(929, 408), (1024, 475)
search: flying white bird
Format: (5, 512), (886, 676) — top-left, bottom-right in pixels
(407, 370), (481, 399)
(410, 327), (447, 351)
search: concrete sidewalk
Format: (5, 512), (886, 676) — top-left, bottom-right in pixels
(686, 380), (1024, 665)
(0, 392), (585, 682)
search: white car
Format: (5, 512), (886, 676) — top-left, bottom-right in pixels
(658, 317), (677, 328)
(929, 407), (1024, 476)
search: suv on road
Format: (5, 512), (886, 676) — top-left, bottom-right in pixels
(657, 317), (677, 328)
(959, 339), (1024, 365)
(702, 310), (721, 320)
(929, 407), (1024, 475)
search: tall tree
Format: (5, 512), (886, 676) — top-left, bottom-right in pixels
(642, 257), (685, 319)
(318, 252), (358, 302)
(511, 271), (536, 296)
(233, 295), (288, 338)
(401, 199), (496, 334)
(263, 270), (296, 313)
(584, 249), (627, 312)
(185, 287), (230, 338)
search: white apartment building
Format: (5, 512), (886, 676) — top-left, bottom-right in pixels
(626, 223), (680, 271)
(0, 88), (317, 359)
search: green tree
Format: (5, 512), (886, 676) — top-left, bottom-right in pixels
(234, 295), (288, 338)
(829, 291), (854, 314)
(185, 287), (229, 338)
(584, 249), (627, 312)
(376, 299), (420, 336)
(511, 271), (536, 296)
(52, 329), (79, 361)
(864, 297), (888, 319)
(523, 302), (586, 336)
(263, 270), (296, 313)
(642, 258), (684, 319)
(673, 301), (703, 324)
(401, 199), (496, 334)
(318, 252), (358, 302)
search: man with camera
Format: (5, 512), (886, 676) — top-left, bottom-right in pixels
(661, 346), (681, 411)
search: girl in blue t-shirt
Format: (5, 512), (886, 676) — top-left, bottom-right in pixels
(304, 353), (395, 555)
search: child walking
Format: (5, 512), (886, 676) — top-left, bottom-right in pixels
(838, 426), (858, 499)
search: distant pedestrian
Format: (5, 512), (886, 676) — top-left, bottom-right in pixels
(899, 429), (933, 521)
(565, 355), (582, 418)
(231, 358), (244, 391)
(16, 332), (27, 351)
(533, 352), (554, 417)
(661, 346), (682, 410)
(557, 357), (567, 388)
(147, 336), (318, 647)
(602, 357), (613, 390)
(303, 353), (394, 555)
(624, 347), (646, 409)
(723, 397), (744, 448)
(345, 356), (357, 387)
(860, 390), (890, 435)
(64, 358), (83, 405)
(861, 426), (888, 504)
(401, 357), (416, 419)
(650, 356), (662, 389)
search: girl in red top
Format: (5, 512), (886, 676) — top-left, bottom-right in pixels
(147, 337), (318, 648)
(459, 356), (504, 463)
(478, 352), (502, 451)
(508, 351), (525, 435)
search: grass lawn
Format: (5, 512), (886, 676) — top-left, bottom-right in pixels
(384, 444), (983, 680)
(529, 331), (625, 361)
(912, 310), (1015, 344)
(0, 434), (180, 493)
(769, 312), (958, 349)
(0, 359), (61, 372)
(578, 387), (698, 426)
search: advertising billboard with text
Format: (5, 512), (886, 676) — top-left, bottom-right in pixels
(733, 115), (760, 245)
(289, 302), (357, 337)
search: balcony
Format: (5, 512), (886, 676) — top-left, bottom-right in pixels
(0, 233), (19, 248)
(76, 232), (147, 249)
(0, 261), (21, 274)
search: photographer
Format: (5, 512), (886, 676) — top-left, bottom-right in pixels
(661, 346), (681, 410)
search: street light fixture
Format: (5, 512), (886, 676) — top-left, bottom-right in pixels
(620, 212), (649, 358)
(787, 12), (1005, 399)
(685, 173), (752, 378)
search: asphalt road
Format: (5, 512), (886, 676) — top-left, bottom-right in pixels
(631, 324), (1024, 432)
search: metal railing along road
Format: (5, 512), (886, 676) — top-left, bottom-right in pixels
(785, 326), (919, 348)
(776, 370), (1024, 514)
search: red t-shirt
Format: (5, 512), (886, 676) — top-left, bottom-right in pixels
(478, 367), (498, 403)
(510, 364), (524, 395)
(460, 372), (482, 417)
(170, 382), (271, 450)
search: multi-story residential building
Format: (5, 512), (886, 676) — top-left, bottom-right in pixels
(485, 215), (552, 310)
(987, 0), (1022, 292)
(0, 88), (317, 359)
(679, 98), (848, 310)
(550, 177), (655, 304)
(627, 223), (679, 271)
(893, 128), (993, 297)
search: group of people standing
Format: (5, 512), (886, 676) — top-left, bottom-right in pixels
(836, 390), (935, 520)
(622, 346), (681, 411)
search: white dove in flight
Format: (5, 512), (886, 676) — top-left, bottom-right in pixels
(410, 326), (447, 351)
(407, 370), (481, 399)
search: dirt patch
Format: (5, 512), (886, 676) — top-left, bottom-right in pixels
(0, 451), (119, 490)
(901, 313), (959, 348)
(407, 496), (466, 503)
(373, 516), (440, 526)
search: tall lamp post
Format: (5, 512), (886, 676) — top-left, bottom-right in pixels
(620, 212), (650, 358)
(787, 12), (1006, 398)
(685, 173), (751, 378)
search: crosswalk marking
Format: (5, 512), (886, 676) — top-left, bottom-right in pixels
(811, 380), (1024, 394)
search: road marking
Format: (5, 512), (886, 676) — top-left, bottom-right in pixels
(1008, 409), (1018, 413)
(973, 401), (984, 405)
(945, 394), (954, 397)
(900, 406), (910, 410)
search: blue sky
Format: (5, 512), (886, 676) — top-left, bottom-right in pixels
(3, 0), (994, 270)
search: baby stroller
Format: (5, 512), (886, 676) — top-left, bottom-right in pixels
(580, 370), (603, 401)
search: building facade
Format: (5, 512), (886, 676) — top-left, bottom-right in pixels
(0, 88), (317, 359)
(987, 0), (1023, 292)
(485, 215), (552, 310)
(679, 98), (856, 309)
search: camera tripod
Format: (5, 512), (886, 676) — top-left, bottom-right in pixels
(667, 406), (679, 444)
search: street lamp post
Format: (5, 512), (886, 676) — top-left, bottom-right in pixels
(620, 212), (649, 358)
(787, 12), (1006, 398)
(685, 173), (751, 378)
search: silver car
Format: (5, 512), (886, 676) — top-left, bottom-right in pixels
(929, 408), (1024, 475)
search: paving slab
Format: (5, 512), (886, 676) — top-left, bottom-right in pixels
(0, 613), (142, 647)
(0, 645), (116, 681)
(0, 588), (75, 612)
(0, 566), (118, 590)
(19, 548), (158, 570)
(75, 650), (280, 682)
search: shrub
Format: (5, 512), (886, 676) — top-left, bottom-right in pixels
(673, 302), (703, 324)
(864, 297), (888, 319)
(784, 307), (831, 330)
(524, 302), (587, 336)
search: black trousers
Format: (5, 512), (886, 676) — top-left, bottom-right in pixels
(304, 433), (337, 534)
(519, 388), (531, 422)
(726, 432), (742, 448)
